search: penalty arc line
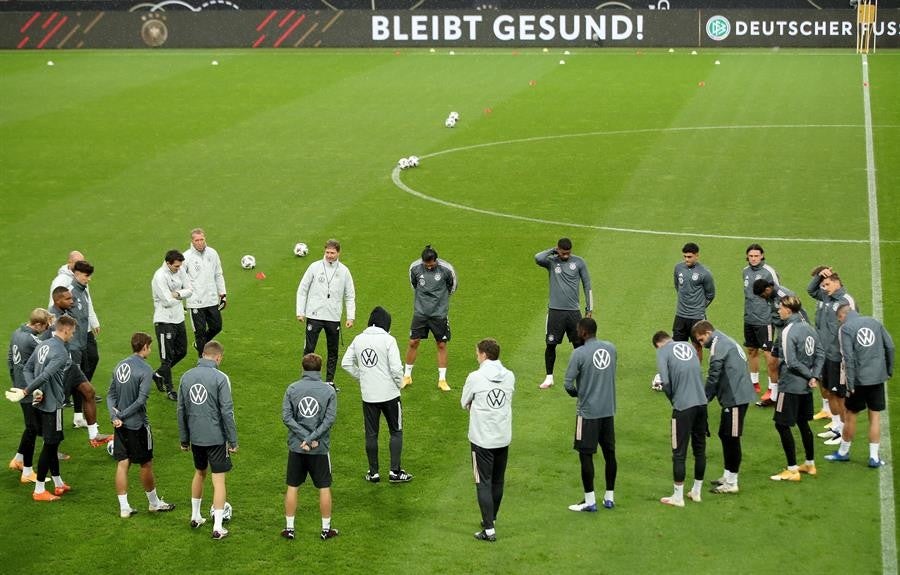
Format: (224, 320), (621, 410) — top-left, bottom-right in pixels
(862, 54), (896, 575)
(393, 124), (899, 245)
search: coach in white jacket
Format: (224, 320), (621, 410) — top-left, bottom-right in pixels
(341, 306), (411, 484)
(184, 228), (227, 357)
(151, 249), (193, 400)
(296, 239), (356, 387)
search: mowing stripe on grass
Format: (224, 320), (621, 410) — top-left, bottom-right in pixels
(394, 124), (900, 245)
(862, 53), (896, 575)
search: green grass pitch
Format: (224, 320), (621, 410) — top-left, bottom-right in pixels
(1, 48), (898, 573)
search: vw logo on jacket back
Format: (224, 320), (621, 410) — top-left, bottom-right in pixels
(298, 396), (320, 418)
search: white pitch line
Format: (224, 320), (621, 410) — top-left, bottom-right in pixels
(394, 124), (899, 244)
(862, 53), (896, 575)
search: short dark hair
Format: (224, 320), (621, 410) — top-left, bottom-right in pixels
(557, 238), (572, 251)
(682, 242), (700, 254)
(203, 340), (223, 358)
(72, 260), (94, 275)
(577, 317), (597, 338)
(745, 243), (764, 255)
(691, 320), (714, 339)
(779, 295), (802, 313)
(421, 245), (438, 262)
(131, 332), (152, 353)
(753, 278), (774, 296)
(325, 239), (341, 252)
(824, 272), (842, 284)
(51, 286), (70, 301)
(55, 315), (76, 329)
(165, 250), (185, 264)
(810, 265), (829, 277)
(477, 338), (500, 361)
(302, 353), (323, 372)
(651, 330), (671, 347)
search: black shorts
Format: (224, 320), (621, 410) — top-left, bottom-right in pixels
(546, 309), (582, 346)
(63, 363), (88, 395)
(286, 451), (332, 488)
(846, 383), (886, 413)
(39, 409), (64, 444)
(20, 402), (41, 435)
(774, 392), (814, 427)
(573, 415), (615, 454)
(191, 444), (233, 473)
(114, 425), (154, 464)
(822, 359), (846, 397)
(743, 324), (772, 350)
(672, 316), (702, 344)
(718, 404), (749, 439)
(409, 314), (451, 342)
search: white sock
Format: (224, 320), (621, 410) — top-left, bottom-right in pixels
(870, 443), (880, 461)
(673, 484), (684, 500)
(14, 453), (24, 463)
(788, 465), (799, 472)
(285, 516), (295, 529)
(404, 365), (413, 377)
(74, 412), (85, 423)
(584, 491), (596, 506)
(146, 488), (160, 507)
(543, 374), (554, 382)
(804, 460), (814, 467)
(87, 423), (99, 440)
(52, 475), (64, 488)
(22, 466), (33, 477)
(118, 493), (130, 511)
(832, 420), (844, 434)
(769, 382), (778, 394)
(438, 367), (447, 380)
(604, 490), (614, 503)
(322, 516), (331, 531)
(213, 508), (224, 532)
(830, 414), (841, 427)
(729, 472), (738, 486)
(691, 479), (703, 495)
(191, 497), (202, 520)
(771, 391), (779, 404)
(34, 481), (46, 494)
(822, 398), (831, 413)
(750, 372), (759, 384)
(838, 440), (852, 456)
(485, 527), (496, 536)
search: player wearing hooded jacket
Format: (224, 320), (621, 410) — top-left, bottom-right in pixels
(341, 306), (411, 483)
(184, 229), (227, 357)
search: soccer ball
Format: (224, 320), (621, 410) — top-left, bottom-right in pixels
(408, 155), (419, 167)
(397, 157), (410, 170)
(651, 373), (663, 391)
(449, 111), (459, 121)
(240, 255), (256, 269)
(293, 242), (309, 257)
(445, 118), (456, 128)
(210, 501), (233, 522)
(106, 440), (115, 457)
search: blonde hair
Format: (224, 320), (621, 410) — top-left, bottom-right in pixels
(29, 308), (52, 327)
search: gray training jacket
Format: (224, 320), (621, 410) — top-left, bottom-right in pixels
(534, 248), (593, 313)
(703, 330), (755, 408)
(177, 358), (238, 447)
(743, 261), (779, 325)
(564, 337), (616, 418)
(282, 371), (337, 455)
(674, 261), (715, 320)
(778, 314), (825, 395)
(840, 310), (895, 391)
(8, 325), (42, 404)
(23, 335), (71, 413)
(807, 277), (857, 362)
(409, 258), (457, 318)
(656, 340), (707, 411)
(107, 353), (153, 430)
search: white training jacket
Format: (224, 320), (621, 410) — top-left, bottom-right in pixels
(461, 359), (515, 449)
(49, 265), (100, 331)
(341, 326), (403, 403)
(183, 245), (226, 309)
(151, 261), (192, 324)
(296, 258), (356, 323)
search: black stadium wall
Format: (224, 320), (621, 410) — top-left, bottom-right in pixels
(1, 3), (898, 49)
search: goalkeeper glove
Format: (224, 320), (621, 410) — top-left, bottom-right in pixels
(218, 294), (227, 311)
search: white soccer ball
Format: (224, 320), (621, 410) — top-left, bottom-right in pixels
(211, 502), (233, 521)
(445, 118), (456, 128)
(240, 255), (256, 269)
(106, 440), (115, 456)
(398, 157), (410, 170)
(651, 373), (663, 391)
(448, 111), (459, 121)
(293, 242), (309, 257)
(408, 155), (419, 167)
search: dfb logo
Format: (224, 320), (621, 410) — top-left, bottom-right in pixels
(361, 348), (378, 368)
(673, 343), (694, 362)
(37, 345), (50, 364)
(487, 388), (506, 409)
(115, 363), (132, 384)
(592, 348), (611, 370)
(804, 336), (815, 356)
(189, 384), (208, 405)
(706, 15), (731, 41)
(298, 396), (320, 418)
(856, 328), (876, 347)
